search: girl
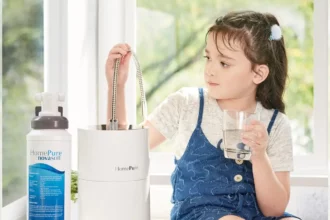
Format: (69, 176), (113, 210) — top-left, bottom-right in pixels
(106, 11), (301, 220)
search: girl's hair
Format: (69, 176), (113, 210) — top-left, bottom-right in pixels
(206, 11), (288, 113)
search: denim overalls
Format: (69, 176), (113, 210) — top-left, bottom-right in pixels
(170, 88), (301, 220)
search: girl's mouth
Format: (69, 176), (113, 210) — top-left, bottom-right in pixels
(208, 82), (219, 86)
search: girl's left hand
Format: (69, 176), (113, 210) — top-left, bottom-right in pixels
(241, 120), (268, 162)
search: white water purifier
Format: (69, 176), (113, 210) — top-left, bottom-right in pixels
(78, 51), (150, 220)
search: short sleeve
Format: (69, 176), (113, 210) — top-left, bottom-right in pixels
(147, 88), (187, 140)
(267, 113), (294, 172)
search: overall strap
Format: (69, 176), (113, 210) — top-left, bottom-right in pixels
(197, 88), (205, 127)
(267, 109), (279, 134)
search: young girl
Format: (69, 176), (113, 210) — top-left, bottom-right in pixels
(106, 11), (301, 220)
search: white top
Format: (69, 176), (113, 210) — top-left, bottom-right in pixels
(148, 87), (294, 172)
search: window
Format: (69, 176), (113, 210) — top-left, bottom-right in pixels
(2, 0), (44, 207)
(136, 0), (328, 175)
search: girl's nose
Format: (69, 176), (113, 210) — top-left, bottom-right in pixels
(205, 70), (215, 76)
(205, 63), (216, 76)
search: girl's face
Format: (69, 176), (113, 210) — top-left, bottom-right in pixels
(204, 32), (259, 100)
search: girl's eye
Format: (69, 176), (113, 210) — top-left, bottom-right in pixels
(220, 62), (229, 68)
(203, 55), (210, 60)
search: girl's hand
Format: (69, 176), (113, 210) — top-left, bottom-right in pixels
(241, 120), (268, 162)
(106, 43), (132, 88)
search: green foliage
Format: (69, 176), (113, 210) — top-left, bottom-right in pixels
(71, 170), (78, 203)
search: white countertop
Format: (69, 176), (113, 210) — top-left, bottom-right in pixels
(71, 202), (166, 220)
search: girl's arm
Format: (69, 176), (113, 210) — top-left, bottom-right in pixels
(243, 114), (293, 217)
(144, 120), (166, 149)
(252, 154), (290, 217)
(106, 43), (167, 149)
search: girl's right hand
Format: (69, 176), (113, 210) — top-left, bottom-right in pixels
(106, 43), (132, 88)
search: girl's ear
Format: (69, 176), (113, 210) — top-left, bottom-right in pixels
(253, 64), (269, 85)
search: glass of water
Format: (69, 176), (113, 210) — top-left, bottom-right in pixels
(222, 110), (260, 160)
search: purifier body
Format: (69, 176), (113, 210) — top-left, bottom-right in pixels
(27, 130), (71, 220)
(78, 127), (150, 220)
(27, 92), (71, 220)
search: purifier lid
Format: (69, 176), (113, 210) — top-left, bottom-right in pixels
(32, 115), (69, 130)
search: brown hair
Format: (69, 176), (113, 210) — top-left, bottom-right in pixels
(206, 11), (288, 113)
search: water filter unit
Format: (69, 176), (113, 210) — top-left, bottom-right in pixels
(27, 92), (71, 220)
(78, 51), (150, 220)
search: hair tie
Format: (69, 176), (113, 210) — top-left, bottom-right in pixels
(269, 24), (282, 41)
